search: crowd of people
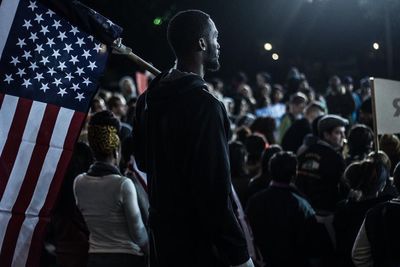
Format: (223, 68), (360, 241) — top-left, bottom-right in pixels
(42, 9), (400, 267)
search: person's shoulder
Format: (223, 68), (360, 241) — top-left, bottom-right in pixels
(292, 191), (316, 215)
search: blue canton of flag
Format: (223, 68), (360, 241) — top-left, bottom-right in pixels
(0, 0), (113, 112)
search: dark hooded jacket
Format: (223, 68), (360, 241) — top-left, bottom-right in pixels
(133, 69), (249, 267)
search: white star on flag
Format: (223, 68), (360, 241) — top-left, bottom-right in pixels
(52, 49), (61, 59)
(40, 56), (50, 65)
(22, 19), (32, 29)
(46, 9), (55, 17)
(35, 44), (44, 54)
(47, 67), (56, 76)
(57, 61), (67, 71)
(16, 68), (26, 77)
(34, 73), (44, 82)
(63, 44), (73, 54)
(93, 43), (102, 53)
(82, 50), (91, 59)
(70, 83), (80, 91)
(22, 51), (32, 60)
(34, 13), (44, 24)
(29, 62), (39, 71)
(70, 26), (79, 35)
(75, 67), (84, 76)
(46, 38), (55, 48)
(57, 31), (67, 41)
(52, 19), (61, 29)
(28, 1), (38, 11)
(29, 32), (38, 42)
(4, 74), (13, 84)
(10, 56), (20, 66)
(69, 55), (79, 65)
(16, 38), (26, 48)
(65, 73), (74, 81)
(87, 61), (97, 70)
(75, 37), (85, 47)
(40, 25), (49, 35)
(75, 92), (85, 102)
(82, 77), (92, 86)
(40, 82), (50, 92)
(52, 78), (62, 86)
(22, 78), (32, 88)
(58, 88), (67, 97)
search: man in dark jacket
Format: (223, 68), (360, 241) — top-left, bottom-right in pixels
(133, 10), (253, 267)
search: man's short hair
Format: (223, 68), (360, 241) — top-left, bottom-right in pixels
(269, 151), (297, 183)
(167, 10), (211, 58)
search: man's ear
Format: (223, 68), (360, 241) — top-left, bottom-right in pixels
(198, 38), (207, 51)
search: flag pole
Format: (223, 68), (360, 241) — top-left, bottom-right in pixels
(370, 77), (380, 153)
(112, 38), (161, 76)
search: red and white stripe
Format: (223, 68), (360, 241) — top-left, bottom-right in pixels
(0, 93), (85, 266)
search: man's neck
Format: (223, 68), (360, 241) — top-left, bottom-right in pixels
(176, 58), (204, 78)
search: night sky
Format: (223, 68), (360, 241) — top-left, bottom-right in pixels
(11, 0), (400, 90)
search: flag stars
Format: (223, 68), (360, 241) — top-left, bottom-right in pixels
(4, 74), (13, 84)
(58, 61), (67, 71)
(40, 56), (49, 65)
(63, 43), (73, 53)
(52, 49), (61, 59)
(34, 72), (44, 82)
(46, 10), (55, 17)
(88, 35), (94, 41)
(29, 62), (39, 71)
(82, 50), (91, 59)
(57, 31), (67, 41)
(106, 19), (114, 26)
(23, 20), (32, 29)
(22, 51), (32, 60)
(58, 88), (67, 97)
(70, 83), (80, 91)
(52, 20), (62, 29)
(46, 38), (55, 48)
(52, 78), (62, 86)
(28, 1), (37, 11)
(65, 73), (74, 81)
(10, 56), (20, 66)
(16, 38), (26, 48)
(70, 26), (79, 35)
(34, 13), (44, 24)
(93, 43), (102, 53)
(69, 55), (79, 65)
(75, 67), (84, 76)
(40, 83), (50, 93)
(87, 61), (97, 71)
(82, 77), (92, 86)
(47, 67), (56, 76)
(75, 92), (85, 102)
(22, 78), (32, 88)
(34, 44), (44, 54)
(40, 25), (49, 35)
(16, 68), (26, 77)
(29, 32), (38, 42)
(75, 37), (85, 47)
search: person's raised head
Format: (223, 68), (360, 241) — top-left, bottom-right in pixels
(167, 10), (220, 71)
(88, 110), (121, 162)
(269, 151), (297, 184)
(318, 114), (348, 148)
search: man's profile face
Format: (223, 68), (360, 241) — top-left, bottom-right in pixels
(204, 19), (220, 71)
(324, 126), (346, 148)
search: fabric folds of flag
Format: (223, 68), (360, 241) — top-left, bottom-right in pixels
(0, 0), (122, 266)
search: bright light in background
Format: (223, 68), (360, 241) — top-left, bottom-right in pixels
(264, 42), (273, 51)
(373, 42), (380, 50)
(153, 17), (162, 26)
(272, 53), (279, 60)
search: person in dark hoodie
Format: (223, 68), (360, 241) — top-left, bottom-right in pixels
(133, 10), (253, 267)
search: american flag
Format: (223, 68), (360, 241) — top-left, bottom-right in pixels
(0, 0), (121, 266)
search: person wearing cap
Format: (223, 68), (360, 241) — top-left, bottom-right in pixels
(278, 92), (308, 143)
(325, 75), (356, 122)
(296, 114), (348, 213)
